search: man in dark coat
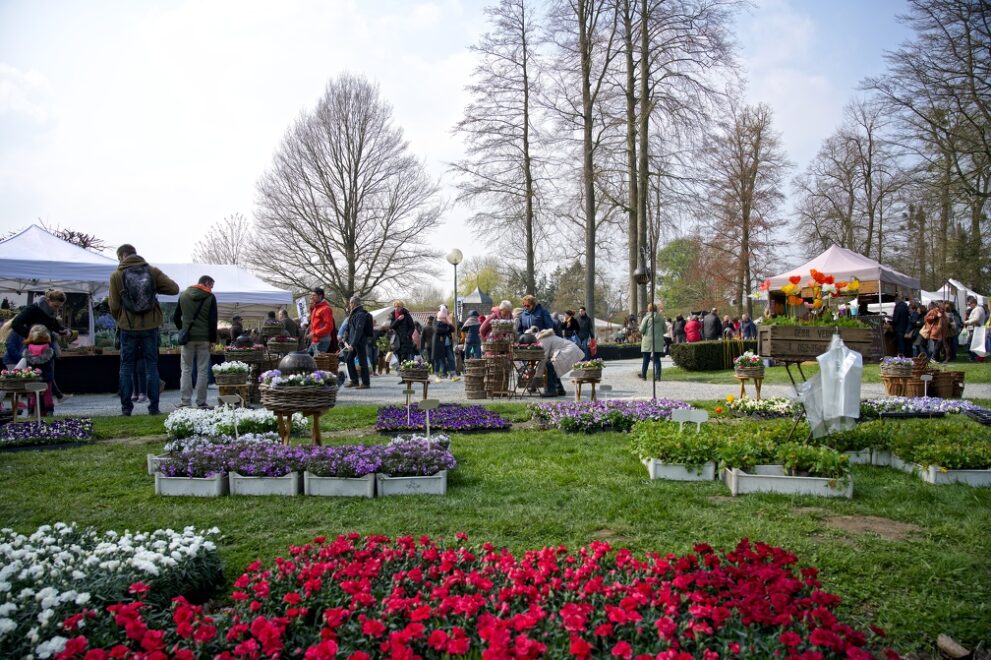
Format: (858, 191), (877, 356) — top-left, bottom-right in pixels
(172, 275), (218, 409)
(389, 299), (416, 362)
(344, 296), (372, 389)
(891, 293), (910, 356)
(575, 306), (595, 359)
(702, 308), (722, 341)
(420, 316), (435, 363)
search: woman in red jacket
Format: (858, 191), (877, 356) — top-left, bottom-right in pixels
(684, 315), (703, 342)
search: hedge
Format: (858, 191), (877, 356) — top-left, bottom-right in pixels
(669, 339), (758, 371)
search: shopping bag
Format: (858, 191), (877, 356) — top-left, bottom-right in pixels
(970, 326), (988, 357)
(588, 338), (597, 356)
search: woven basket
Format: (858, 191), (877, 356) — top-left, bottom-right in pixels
(881, 375), (908, 397)
(905, 378), (926, 397)
(570, 367), (602, 381)
(261, 325), (283, 338)
(214, 372), (249, 386)
(226, 349), (264, 363)
(512, 347), (545, 361)
(267, 340), (298, 354)
(880, 363), (913, 378)
(931, 371), (964, 399)
(0, 378), (41, 392)
(734, 366), (765, 379)
(911, 354), (931, 377)
(260, 384), (337, 410)
(313, 353), (339, 373)
(483, 339), (511, 353)
(398, 368), (430, 381)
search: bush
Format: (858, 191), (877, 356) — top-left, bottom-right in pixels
(670, 340), (758, 371)
(775, 443), (850, 479)
(630, 421), (722, 466)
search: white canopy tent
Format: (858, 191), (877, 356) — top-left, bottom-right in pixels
(0, 225), (118, 338)
(156, 263), (293, 321)
(767, 245), (920, 293)
(921, 279), (987, 309)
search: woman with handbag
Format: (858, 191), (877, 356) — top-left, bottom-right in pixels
(922, 302), (948, 362)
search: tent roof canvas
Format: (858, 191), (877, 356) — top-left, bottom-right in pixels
(767, 245), (919, 292)
(156, 263), (292, 320)
(0, 225), (117, 294)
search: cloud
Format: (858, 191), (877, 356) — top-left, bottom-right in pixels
(0, 62), (54, 125)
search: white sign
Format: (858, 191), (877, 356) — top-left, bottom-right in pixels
(296, 297), (309, 325)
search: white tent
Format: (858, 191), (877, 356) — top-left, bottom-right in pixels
(0, 225), (118, 338)
(156, 263), (293, 320)
(921, 280), (986, 308)
(767, 245), (919, 292)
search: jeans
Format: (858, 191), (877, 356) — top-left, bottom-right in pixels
(119, 328), (160, 414)
(346, 342), (370, 386)
(641, 351), (661, 380)
(180, 341), (211, 406)
(308, 336), (332, 355)
(465, 340), (482, 360)
(573, 336), (591, 360)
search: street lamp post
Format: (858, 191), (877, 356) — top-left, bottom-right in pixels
(446, 249), (463, 323)
(633, 237), (657, 400)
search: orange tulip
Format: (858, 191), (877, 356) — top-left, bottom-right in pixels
(788, 295), (804, 306)
(812, 299), (823, 309)
(810, 269), (827, 285)
(824, 275), (835, 285)
(788, 275), (801, 285)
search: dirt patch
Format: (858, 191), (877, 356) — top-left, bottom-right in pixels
(589, 528), (631, 544)
(824, 515), (921, 542)
(512, 419), (546, 431)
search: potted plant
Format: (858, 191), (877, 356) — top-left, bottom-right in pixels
(912, 438), (991, 486)
(258, 368), (337, 410)
(212, 361), (251, 386)
(732, 351), (764, 379)
(879, 356), (914, 378)
(570, 359), (604, 381)
(630, 421), (720, 480)
(398, 357), (431, 381)
(303, 444), (382, 497)
(156, 444), (233, 497)
(376, 438), (457, 496)
(227, 444), (307, 496)
(225, 343), (266, 363)
(266, 335), (298, 354)
(0, 367), (42, 392)
(724, 442), (852, 498)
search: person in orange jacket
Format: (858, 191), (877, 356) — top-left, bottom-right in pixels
(307, 287), (339, 355)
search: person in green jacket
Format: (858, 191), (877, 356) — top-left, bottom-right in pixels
(108, 244), (179, 416)
(639, 303), (667, 381)
(172, 275), (218, 409)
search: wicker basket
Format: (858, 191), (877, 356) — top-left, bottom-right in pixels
(226, 349), (264, 363)
(267, 340), (298, 354)
(261, 325), (283, 338)
(905, 378), (926, 397)
(398, 368), (430, 381)
(570, 367), (602, 381)
(0, 378), (41, 393)
(259, 384), (337, 410)
(483, 339), (511, 353)
(464, 373), (487, 399)
(214, 372), (249, 386)
(931, 371), (964, 399)
(911, 354), (931, 377)
(512, 347), (545, 361)
(881, 375), (908, 397)
(313, 352), (339, 373)
(880, 363), (913, 378)
(734, 366), (765, 379)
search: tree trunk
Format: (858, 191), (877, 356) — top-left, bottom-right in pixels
(637, 0), (650, 310)
(521, 6), (537, 295)
(578, 0), (597, 321)
(623, 0), (639, 316)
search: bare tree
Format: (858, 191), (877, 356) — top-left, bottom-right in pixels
(793, 133), (861, 254)
(39, 222), (109, 253)
(191, 212), (251, 264)
(250, 74), (443, 307)
(452, 0), (545, 294)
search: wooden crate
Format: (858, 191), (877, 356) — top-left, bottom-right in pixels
(756, 325), (880, 362)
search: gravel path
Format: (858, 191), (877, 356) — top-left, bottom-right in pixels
(48, 357), (990, 417)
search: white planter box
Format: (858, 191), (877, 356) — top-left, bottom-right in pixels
(916, 465), (991, 487)
(889, 454), (918, 475)
(843, 449), (872, 465)
(229, 471), (301, 496)
(304, 472), (376, 497)
(155, 473), (228, 497)
(724, 466), (853, 498)
(721, 464), (783, 487)
(376, 471), (447, 496)
(872, 450), (892, 467)
(642, 459), (715, 481)
(147, 453), (169, 475)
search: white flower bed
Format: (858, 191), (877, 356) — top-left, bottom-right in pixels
(163, 432), (280, 454)
(0, 523), (222, 659)
(728, 396), (797, 418)
(211, 360), (250, 374)
(164, 407), (309, 440)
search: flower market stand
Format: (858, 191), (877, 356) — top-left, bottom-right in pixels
(512, 357), (544, 398)
(399, 375), (430, 403)
(570, 374), (599, 402)
(734, 373), (763, 400)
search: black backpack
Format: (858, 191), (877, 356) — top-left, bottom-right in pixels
(120, 265), (157, 314)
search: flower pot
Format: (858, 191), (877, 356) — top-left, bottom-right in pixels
(398, 368), (430, 382)
(314, 352), (339, 372)
(376, 470), (447, 496)
(889, 454), (918, 475)
(147, 453), (169, 475)
(259, 384), (337, 410)
(266, 340), (298, 354)
(570, 367), (601, 381)
(916, 464), (991, 487)
(303, 471), (375, 497)
(724, 466), (852, 498)
(229, 471), (301, 496)
(261, 325), (283, 338)
(213, 372), (249, 386)
(642, 458), (715, 481)
(880, 363), (913, 378)
(155, 473), (228, 497)
(734, 366), (764, 379)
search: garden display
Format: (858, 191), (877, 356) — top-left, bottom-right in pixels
(630, 421), (720, 480)
(164, 407), (309, 440)
(375, 404), (511, 432)
(0, 523), (222, 659)
(732, 350), (764, 378)
(859, 397), (978, 418)
(569, 358), (603, 380)
(30, 534), (895, 658)
(727, 395), (797, 418)
(211, 360), (250, 386)
(0, 418), (93, 449)
(259, 368), (338, 412)
(533, 399), (691, 432)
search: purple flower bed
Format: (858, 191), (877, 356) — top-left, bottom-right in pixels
(0, 418), (94, 448)
(228, 444), (310, 477)
(532, 399), (691, 433)
(375, 404), (511, 432)
(304, 444), (383, 478)
(381, 438), (458, 476)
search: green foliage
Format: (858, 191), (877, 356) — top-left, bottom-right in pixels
(775, 443), (850, 479)
(913, 440), (991, 470)
(670, 340), (758, 371)
(630, 421), (721, 466)
(717, 434), (781, 471)
(759, 315), (868, 328)
(813, 420), (894, 453)
(655, 236), (716, 314)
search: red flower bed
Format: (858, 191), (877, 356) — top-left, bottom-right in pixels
(55, 535), (896, 659)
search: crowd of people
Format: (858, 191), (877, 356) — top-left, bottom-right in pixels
(890, 294), (989, 363)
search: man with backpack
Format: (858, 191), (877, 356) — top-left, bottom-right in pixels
(108, 244), (179, 416)
(173, 275), (218, 410)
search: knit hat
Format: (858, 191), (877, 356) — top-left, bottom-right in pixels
(437, 305), (450, 323)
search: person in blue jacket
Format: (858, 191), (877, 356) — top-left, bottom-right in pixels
(516, 294), (555, 337)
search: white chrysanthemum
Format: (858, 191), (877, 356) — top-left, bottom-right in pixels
(36, 635), (67, 658)
(0, 617), (15, 636)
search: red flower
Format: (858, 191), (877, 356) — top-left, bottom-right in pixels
(129, 582), (151, 596)
(611, 640), (633, 659)
(789, 275), (802, 285)
(361, 617), (387, 638)
(779, 630), (802, 647)
(569, 635), (593, 657)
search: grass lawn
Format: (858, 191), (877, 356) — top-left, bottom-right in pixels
(2, 403), (990, 653)
(660, 359), (991, 386)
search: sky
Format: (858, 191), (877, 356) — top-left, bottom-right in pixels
(0, 0), (913, 279)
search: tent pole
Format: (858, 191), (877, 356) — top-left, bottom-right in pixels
(878, 280), (882, 312)
(87, 293), (95, 343)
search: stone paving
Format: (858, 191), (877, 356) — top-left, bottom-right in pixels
(47, 357), (991, 418)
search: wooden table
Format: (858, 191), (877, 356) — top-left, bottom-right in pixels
(270, 407), (326, 446)
(217, 384), (251, 407)
(735, 375), (764, 400)
(570, 377), (600, 402)
(400, 378), (430, 403)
